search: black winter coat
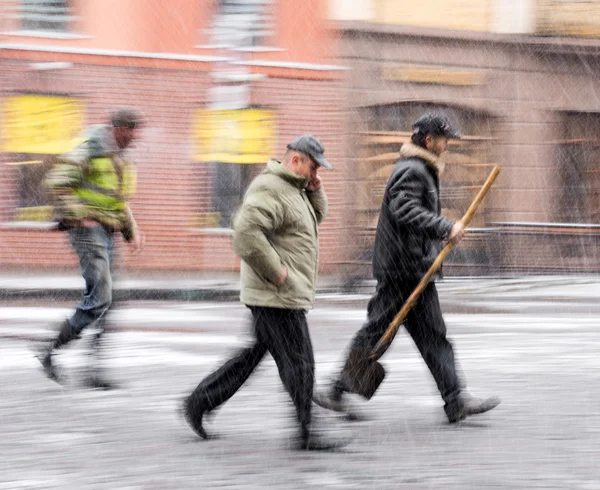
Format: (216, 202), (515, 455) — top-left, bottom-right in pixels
(372, 143), (455, 282)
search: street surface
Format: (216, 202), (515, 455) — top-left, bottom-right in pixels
(1, 278), (600, 489)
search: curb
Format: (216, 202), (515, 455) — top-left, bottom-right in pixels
(0, 287), (242, 302)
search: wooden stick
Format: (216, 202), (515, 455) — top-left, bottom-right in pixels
(370, 165), (501, 360)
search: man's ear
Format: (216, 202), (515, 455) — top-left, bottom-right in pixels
(424, 134), (433, 150)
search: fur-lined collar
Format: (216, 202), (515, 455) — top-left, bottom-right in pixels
(399, 142), (444, 175)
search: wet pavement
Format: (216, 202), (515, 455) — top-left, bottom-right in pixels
(1, 281), (600, 489)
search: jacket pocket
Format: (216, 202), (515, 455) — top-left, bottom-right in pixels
(245, 265), (278, 292)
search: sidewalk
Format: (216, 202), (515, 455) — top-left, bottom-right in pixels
(0, 269), (355, 302)
(0, 270), (243, 302)
(1, 269), (599, 308)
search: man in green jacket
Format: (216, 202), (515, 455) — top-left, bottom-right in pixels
(36, 107), (144, 389)
(183, 135), (348, 450)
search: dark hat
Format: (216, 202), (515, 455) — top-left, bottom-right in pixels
(111, 107), (144, 129)
(412, 114), (461, 139)
(287, 134), (333, 170)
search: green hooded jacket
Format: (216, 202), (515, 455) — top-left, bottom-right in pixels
(44, 125), (137, 240)
(232, 159), (328, 309)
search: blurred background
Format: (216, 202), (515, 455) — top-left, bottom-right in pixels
(2, 3), (600, 489)
(1, 0), (599, 287)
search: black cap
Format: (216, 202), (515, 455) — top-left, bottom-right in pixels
(412, 114), (461, 139)
(111, 107), (144, 129)
(287, 134), (333, 170)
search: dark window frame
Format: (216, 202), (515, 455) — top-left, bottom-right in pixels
(21, 0), (71, 32)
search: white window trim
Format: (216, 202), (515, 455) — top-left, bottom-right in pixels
(195, 44), (286, 53)
(189, 227), (234, 236)
(3, 30), (91, 40)
(0, 44), (349, 70)
(0, 221), (57, 230)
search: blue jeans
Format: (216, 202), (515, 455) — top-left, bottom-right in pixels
(67, 225), (114, 337)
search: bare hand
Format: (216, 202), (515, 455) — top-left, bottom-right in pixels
(305, 175), (322, 192)
(448, 221), (466, 246)
(273, 265), (288, 287)
(129, 231), (145, 254)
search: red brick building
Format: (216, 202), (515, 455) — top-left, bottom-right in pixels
(3, 1), (599, 277)
(0, 0), (349, 273)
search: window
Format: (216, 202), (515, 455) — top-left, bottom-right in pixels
(555, 111), (600, 258)
(209, 0), (274, 48)
(350, 102), (496, 273)
(557, 112), (600, 225)
(21, 0), (71, 32)
(192, 107), (276, 229)
(1, 94), (85, 222)
(5, 155), (54, 222)
(355, 103), (495, 230)
(213, 162), (255, 228)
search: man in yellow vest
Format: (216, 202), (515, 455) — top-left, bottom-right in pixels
(37, 107), (144, 389)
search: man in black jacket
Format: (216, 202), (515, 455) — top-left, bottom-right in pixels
(316, 114), (500, 423)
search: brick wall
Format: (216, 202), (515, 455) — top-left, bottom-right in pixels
(0, 57), (348, 273)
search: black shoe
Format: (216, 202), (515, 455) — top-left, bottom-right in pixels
(445, 393), (501, 423)
(83, 375), (117, 390)
(181, 396), (208, 440)
(34, 346), (63, 385)
(294, 427), (352, 451)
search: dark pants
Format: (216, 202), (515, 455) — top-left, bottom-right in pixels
(337, 279), (462, 404)
(188, 306), (315, 431)
(53, 225), (115, 350)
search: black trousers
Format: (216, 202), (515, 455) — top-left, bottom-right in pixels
(188, 306), (315, 430)
(338, 280), (462, 404)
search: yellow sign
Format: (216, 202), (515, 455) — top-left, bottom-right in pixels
(382, 64), (485, 86)
(536, 1), (600, 38)
(193, 108), (275, 164)
(2, 95), (85, 154)
(14, 206), (53, 222)
(189, 212), (221, 228)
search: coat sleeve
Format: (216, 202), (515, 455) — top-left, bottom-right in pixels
(121, 205), (138, 242)
(44, 154), (88, 224)
(119, 161), (138, 241)
(306, 187), (328, 225)
(232, 188), (285, 284)
(388, 167), (454, 240)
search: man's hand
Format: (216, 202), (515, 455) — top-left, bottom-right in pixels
(273, 264), (288, 287)
(448, 221), (466, 246)
(305, 175), (322, 192)
(129, 231), (145, 254)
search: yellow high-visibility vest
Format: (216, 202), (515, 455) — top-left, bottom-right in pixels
(73, 157), (136, 211)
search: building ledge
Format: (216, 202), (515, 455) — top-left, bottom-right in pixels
(189, 227), (234, 237)
(0, 43), (229, 63)
(231, 60), (349, 71)
(195, 44), (286, 53)
(337, 21), (600, 54)
(0, 43), (348, 71)
(2, 30), (92, 40)
(0, 221), (57, 230)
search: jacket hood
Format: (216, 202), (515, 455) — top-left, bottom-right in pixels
(88, 125), (122, 158)
(266, 159), (309, 189)
(399, 142), (444, 175)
